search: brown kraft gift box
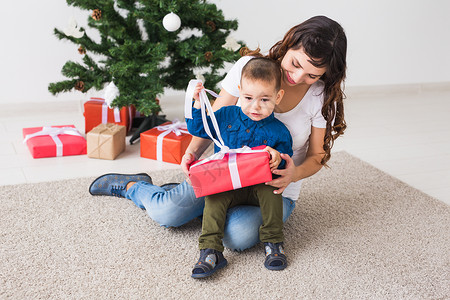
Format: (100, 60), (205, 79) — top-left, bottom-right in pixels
(87, 123), (126, 160)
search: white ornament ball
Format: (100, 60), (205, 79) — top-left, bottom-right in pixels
(163, 12), (181, 32)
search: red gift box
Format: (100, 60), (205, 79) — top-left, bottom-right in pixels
(140, 121), (192, 164)
(188, 146), (273, 197)
(23, 125), (87, 159)
(83, 97), (135, 133)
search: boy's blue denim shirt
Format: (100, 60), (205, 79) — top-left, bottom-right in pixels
(186, 106), (293, 169)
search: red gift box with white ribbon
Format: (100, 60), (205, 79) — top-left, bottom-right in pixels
(140, 120), (192, 164)
(83, 97), (135, 134)
(184, 80), (273, 197)
(23, 125), (87, 158)
(189, 146), (272, 197)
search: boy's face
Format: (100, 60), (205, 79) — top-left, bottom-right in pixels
(239, 78), (284, 121)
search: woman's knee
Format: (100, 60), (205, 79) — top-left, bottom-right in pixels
(148, 198), (205, 228)
(149, 208), (199, 228)
(223, 229), (259, 251)
(222, 206), (262, 251)
(144, 181), (205, 227)
(282, 197), (296, 222)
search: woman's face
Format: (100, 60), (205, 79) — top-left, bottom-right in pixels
(280, 48), (327, 86)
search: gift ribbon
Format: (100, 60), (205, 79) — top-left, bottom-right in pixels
(88, 98), (121, 123)
(228, 152), (241, 189)
(190, 145), (265, 168)
(23, 126), (82, 157)
(155, 119), (190, 161)
(127, 106), (133, 132)
(185, 80), (225, 151)
(185, 80), (266, 189)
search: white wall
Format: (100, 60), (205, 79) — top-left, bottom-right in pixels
(1, 0), (449, 104)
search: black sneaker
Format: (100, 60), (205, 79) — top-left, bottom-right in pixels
(89, 173), (152, 197)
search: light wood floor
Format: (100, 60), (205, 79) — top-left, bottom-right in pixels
(1, 83), (449, 205)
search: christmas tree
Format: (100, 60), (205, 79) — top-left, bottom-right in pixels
(49, 0), (246, 117)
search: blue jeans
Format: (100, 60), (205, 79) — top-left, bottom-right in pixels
(125, 180), (296, 251)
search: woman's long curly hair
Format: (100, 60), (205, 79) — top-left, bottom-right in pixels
(248, 16), (347, 165)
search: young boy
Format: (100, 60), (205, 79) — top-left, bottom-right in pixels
(186, 57), (293, 278)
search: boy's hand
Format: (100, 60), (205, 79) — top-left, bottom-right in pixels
(264, 146), (281, 171)
(181, 152), (196, 184)
(192, 82), (203, 109)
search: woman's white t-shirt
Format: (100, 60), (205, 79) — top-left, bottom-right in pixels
(221, 56), (327, 201)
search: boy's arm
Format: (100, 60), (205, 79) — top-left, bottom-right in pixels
(266, 129), (293, 170)
(186, 106), (227, 141)
(185, 107), (213, 140)
(186, 82), (225, 140)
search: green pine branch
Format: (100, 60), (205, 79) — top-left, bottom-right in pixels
(49, 0), (246, 115)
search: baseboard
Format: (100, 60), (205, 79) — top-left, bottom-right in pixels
(345, 81), (450, 97)
(4, 82), (449, 110)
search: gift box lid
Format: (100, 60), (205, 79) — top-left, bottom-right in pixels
(88, 123), (125, 135)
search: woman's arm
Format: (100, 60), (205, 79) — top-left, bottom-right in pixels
(293, 126), (326, 180)
(181, 88), (239, 177)
(212, 87), (240, 110)
(267, 126), (326, 194)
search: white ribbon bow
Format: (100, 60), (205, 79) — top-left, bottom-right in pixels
(155, 119), (190, 161)
(185, 79), (226, 151)
(23, 126), (82, 157)
(184, 80), (266, 189)
(156, 119), (189, 136)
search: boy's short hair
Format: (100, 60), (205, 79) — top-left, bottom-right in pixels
(241, 57), (282, 91)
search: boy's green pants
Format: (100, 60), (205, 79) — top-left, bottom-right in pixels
(199, 183), (284, 252)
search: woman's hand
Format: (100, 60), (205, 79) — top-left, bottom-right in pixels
(264, 146), (281, 171)
(181, 152), (196, 183)
(265, 153), (296, 194)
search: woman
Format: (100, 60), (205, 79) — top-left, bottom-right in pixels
(89, 15), (347, 252)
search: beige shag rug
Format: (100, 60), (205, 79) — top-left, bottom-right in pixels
(1, 152), (449, 299)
